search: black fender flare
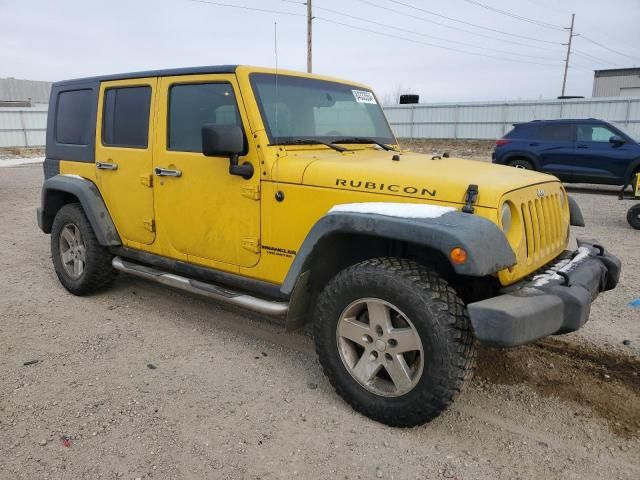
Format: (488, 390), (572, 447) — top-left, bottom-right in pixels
(280, 210), (516, 296)
(502, 152), (540, 170)
(37, 175), (121, 246)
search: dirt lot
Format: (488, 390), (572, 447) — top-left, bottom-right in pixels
(1, 163), (639, 479)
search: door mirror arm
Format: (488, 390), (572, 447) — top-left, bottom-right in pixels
(609, 135), (626, 146)
(228, 153), (254, 179)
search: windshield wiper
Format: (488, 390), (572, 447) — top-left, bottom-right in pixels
(272, 139), (349, 152)
(330, 137), (398, 152)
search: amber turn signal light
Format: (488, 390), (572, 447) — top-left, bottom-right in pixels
(450, 247), (467, 265)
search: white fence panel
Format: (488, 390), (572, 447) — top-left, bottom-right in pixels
(384, 96), (640, 139)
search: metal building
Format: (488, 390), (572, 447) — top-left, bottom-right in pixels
(0, 77), (52, 105)
(592, 68), (640, 97)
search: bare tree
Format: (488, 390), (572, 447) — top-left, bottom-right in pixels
(380, 83), (409, 105)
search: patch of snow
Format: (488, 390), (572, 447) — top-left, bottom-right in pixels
(532, 246), (592, 287)
(0, 156), (44, 167)
(329, 202), (457, 219)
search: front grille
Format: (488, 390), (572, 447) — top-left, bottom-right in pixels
(520, 193), (565, 260)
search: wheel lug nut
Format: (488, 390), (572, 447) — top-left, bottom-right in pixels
(385, 353), (393, 362)
(362, 335), (372, 344)
(371, 351), (379, 360)
(375, 325), (383, 337)
(388, 339), (397, 348)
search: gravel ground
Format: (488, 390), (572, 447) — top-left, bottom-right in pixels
(1, 163), (638, 480)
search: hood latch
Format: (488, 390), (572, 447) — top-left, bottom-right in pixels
(462, 184), (479, 214)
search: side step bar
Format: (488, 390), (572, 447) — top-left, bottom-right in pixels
(112, 257), (289, 317)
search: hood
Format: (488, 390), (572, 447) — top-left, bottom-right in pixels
(277, 148), (559, 208)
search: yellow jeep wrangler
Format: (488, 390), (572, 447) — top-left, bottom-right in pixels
(38, 65), (621, 426)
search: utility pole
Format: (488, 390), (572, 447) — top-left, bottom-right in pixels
(307, 0), (313, 73)
(561, 13), (575, 97)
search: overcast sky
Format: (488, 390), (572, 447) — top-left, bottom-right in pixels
(1, 0), (638, 102)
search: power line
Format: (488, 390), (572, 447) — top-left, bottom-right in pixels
(187, 0), (304, 17)
(372, 0), (562, 44)
(573, 49), (620, 68)
(460, 0), (565, 30)
(313, 4), (562, 61)
(314, 16), (562, 67)
(578, 35), (640, 63)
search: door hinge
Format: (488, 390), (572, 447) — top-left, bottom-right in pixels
(140, 174), (153, 187)
(241, 185), (260, 200)
(143, 218), (155, 232)
(242, 237), (260, 253)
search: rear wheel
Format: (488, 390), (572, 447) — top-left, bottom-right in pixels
(627, 204), (640, 230)
(51, 203), (116, 295)
(507, 158), (534, 170)
(313, 258), (476, 427)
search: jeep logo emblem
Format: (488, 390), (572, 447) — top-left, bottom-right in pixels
(536, 188), (545, 198)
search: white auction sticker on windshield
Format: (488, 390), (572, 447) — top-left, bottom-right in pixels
(352, 90), (377, 104)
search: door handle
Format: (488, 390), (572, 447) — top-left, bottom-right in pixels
(154, 167), (182, 177)
(96, 161), (118, 170)
(577, 144), (588, 149)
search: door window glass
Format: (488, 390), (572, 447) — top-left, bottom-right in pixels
(168, 83), (241, 152)
(102, 86), (151, 148)
(535, 124), (573, 142)
(577, 125), (616, 143)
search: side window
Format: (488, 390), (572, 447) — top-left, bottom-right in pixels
(102, 86), (151, 148)
(536, 124), (573, 142)
(55, 89), (93, 145)
(168, 82), (242, 152)
(577, 125), (616, 143)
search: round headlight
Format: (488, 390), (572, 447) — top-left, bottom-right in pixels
(501, 203), (512, 233)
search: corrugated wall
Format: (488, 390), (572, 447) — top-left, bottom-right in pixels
(384, 96), (640, 140)
(2, 97), (640, 147)
(0, 104), (48, 148)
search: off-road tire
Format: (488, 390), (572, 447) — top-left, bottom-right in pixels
(627, 204), (640, 230)
(51, 203), (116, 295)
(313, 257), (476, 427)
(508, 158), (534, 170)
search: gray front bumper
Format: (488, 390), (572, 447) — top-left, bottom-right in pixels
(467, 240), (621, 347)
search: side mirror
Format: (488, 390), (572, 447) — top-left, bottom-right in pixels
(609, 135), (625, 146)
(201, 124), (253, 179)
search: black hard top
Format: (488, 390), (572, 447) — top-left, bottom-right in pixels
(517, 118), (604, 126)
(53, 65), (238, 87)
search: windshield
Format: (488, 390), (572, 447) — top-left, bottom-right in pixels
(612, 123), (640, 143)
(250, 73), (396, 145)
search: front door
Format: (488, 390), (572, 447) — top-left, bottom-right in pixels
(572, 123), (634, 183)
(533, 123), (575, 180)
(154, 74), (261, 268)
(95, 78), (157, 245)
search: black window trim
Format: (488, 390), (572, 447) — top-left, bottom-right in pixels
(101, 84), (153, 150)
(166, 80), (248, 155)
(54, 87), (93, 147)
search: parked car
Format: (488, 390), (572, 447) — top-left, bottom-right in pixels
(492, 119), (640, 185)
(38, 66), (620, 427)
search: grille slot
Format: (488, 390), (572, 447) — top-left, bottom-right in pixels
(521, 194), (563, 260)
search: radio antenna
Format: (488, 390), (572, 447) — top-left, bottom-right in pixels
(274, 21), (279, 134)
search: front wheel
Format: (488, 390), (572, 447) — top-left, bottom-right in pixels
(313, 258), (476, 427)
(628, 204), (640, 230)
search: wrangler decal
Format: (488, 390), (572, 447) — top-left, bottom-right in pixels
(335, 179), (436, 197)
(263, 245), (297, 258)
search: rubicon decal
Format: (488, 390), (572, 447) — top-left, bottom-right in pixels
(335, 179), (436, 197)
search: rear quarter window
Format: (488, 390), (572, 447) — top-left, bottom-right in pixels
(102, 86), (151, 148)
(55, 89), (93, 145)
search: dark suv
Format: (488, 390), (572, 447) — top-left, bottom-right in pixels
(492, 119), (640, 185)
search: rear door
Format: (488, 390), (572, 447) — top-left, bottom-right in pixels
(532, 123), (575, 180)
(95, 78), (157, 245)
(573, 123), (634, 183)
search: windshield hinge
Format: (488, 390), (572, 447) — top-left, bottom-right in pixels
(462, 184), (479, 214)
(241, 185), (260, 200)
